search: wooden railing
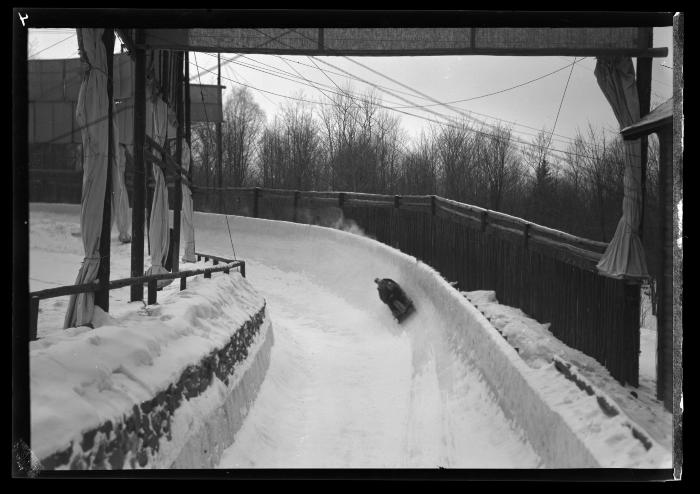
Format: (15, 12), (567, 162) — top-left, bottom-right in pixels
(29, 254), (246, 341)
(193, 186), (641, 387)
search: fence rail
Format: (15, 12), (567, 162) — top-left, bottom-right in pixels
(29, 254), (246, 341)
(193, 186), (641, 387)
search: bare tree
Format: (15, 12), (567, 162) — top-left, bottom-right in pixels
(482, 123), (519, 211)
(222, 87), (265, 187)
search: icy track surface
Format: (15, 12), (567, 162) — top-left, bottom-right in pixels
(187, 213), (542, 469)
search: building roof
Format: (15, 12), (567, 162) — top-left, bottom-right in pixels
(621, 98), (673, 139)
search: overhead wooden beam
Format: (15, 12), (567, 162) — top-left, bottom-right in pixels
(137, 44), (669, 59)
(21, 10), (675, 28)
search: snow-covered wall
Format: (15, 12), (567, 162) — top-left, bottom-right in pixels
(205, 214), (667, 468)
(31, 274), (272, 469)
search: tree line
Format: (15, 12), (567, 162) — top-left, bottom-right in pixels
(190, 85), (662, 290)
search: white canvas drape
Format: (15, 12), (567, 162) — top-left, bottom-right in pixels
(64, 28), (108, 328)
(111, 114), (131, 243)
(181, 138), (197, 263)
(594, 57), (649, 280)
(144, 95), (173, 288)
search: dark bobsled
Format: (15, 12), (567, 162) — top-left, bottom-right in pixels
(374, 278), (415, 323)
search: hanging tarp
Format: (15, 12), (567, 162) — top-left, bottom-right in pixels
(144, 93), (173, 288)
(111, 114), (132, 243)
(181, 138), (196, 263)
(189, 84), (224, 123)
(64, 28), (109, 329)
(594, 57), (649, 280)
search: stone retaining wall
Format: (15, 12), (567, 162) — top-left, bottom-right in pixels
(38, 304), (270, 470)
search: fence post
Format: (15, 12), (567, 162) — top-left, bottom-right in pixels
(180, 276), (186, 290)
(481, 210), (488, 233)
(204, 269), (212, 279)
(147, 279), (157, 305)
(29, 296), (39, 341)
(253, 187), (260, 218)
(622, 281), (641, 386)
(523, 223), (530, 250)
(293, 190), (300, 222)
(240, 261), (246, 278)
(338, 192), (345, 211)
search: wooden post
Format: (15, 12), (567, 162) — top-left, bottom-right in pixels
(180, 276), (186, 290)
(147, 279), (157, 305)
(253, 187), (260, 218)
(622, 281), (641, 387)
(29, 296), (40, 342)
(130, 29), (147, 302)
(95, 28), (115, 312)
(240, 261), (246, 278)
(172, 51), (183, 275)
(656, 127), (674, 410)
(217, 53), (223, 213)
(185, 52), (191, 179)
(293, 190), (300, 222)
(523, 223), (530, 250)
(636, 55), (652, 239)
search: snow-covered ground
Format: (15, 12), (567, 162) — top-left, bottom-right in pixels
(28, 203), (672, 468)
(463, 290), (672, 454)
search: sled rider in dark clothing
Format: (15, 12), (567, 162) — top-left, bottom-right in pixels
(374, 278), (413, 320)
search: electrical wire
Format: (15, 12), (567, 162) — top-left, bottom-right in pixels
(544, 58), (577, 155)
(28, 33), (75, 59)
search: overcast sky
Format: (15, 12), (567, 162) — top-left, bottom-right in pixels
(28, 26), (674, 156)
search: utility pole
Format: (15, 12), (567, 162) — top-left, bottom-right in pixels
(217, 52), (223, 212)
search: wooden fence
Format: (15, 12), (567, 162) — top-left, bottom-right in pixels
(194, 186), (641, 387)
(29, 253), (246, 341)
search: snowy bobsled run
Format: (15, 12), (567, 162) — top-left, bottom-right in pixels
(29, 204), (670, 469)
(192, 212), (543, 468)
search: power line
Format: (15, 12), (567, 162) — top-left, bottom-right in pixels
(29, 34), (75, 59)
(231, 51), (585, 145)
(240, 28), (644, 163)
(545, 58), (577, 155)
(388, 59), (585, 109)
(282, 28), (580, 141)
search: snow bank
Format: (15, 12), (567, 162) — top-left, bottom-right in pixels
(31, 273), (272, 469)
(465, 289), (672, 457)
(206, 214), (669, 468)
